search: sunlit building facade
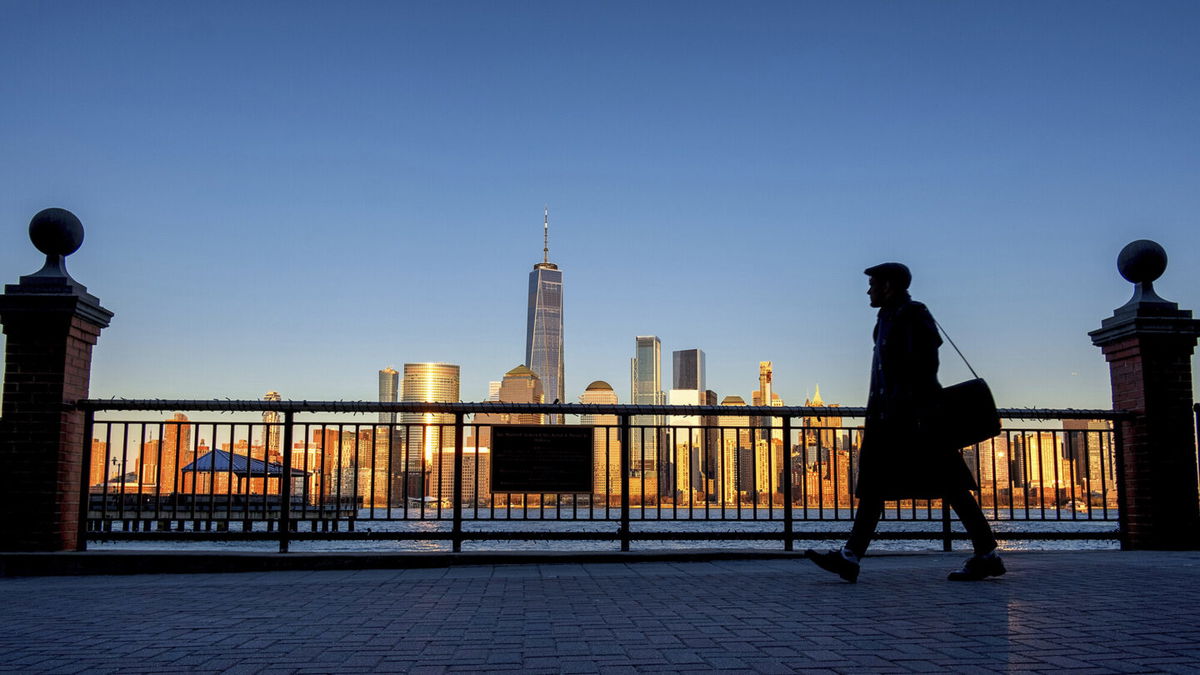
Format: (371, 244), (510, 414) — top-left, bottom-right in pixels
(666, 348), (708, 499)
(475, 365), (546, 447)
(752, 361), (785, 492)
(136, 412), (193, 493)
(263, 391), (282, 461)
(580, 380), (621, 501)
(801, 385), (843, 471)
(429, 444), (492, 505)
(1063, 419), (1116, 495)
(719, 396), (751, 503)
(401, 362), (460, 497)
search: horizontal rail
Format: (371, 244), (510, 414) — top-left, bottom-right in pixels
(79, 398), (1129, 421)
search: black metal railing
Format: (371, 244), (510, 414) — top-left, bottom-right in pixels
(78, 399), (1127, 553)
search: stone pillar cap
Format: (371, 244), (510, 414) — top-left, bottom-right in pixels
(1091, 239), (1199, 345)
(1, 208), (112, 327)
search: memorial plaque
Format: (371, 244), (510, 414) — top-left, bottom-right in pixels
(491, 425), (594, 493)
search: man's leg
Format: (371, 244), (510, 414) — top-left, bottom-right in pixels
(945, 487), (1005, 581)
(845, 495), (885, 558)
(944, 487), (997, 555)
(805, 496), (883, 583)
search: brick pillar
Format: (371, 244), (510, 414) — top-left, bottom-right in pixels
(1090, 240), (1200, 550)
(0, 208), (112, 552)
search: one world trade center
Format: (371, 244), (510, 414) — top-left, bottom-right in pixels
(525, 207), (564, 422)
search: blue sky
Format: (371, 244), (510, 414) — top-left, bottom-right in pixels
(2, 1), (1197, 411)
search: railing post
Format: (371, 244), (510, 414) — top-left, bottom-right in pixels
(279, 410), (294, 554)
(619, 414), (631, 552)
(0, 209), (113, 552)
(1089, 240), (1200, 549)
(76, 407), (96, 551)
(941, 501), (952, 552)
(452, 412), (464, 553)
(781, 416), (793, 551)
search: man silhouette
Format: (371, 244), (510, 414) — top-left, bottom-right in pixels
(806, 262), (1004, 582)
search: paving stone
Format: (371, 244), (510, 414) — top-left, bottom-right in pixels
(3, 551), (1200, 673)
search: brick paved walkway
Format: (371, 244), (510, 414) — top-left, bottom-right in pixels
(2, 551), (1199, 673)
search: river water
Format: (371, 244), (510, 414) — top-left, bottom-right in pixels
(89, 507), (1119, 554)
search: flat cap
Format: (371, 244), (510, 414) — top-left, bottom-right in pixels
(864, 262), (911, 289)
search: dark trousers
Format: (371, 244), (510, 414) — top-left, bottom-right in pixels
(847, 488), (998, 558)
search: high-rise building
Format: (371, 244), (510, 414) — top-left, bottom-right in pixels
(400, 363), (460, 497)
(376, 368), (403, 499)
(1010, 431), (1066, 491)
(525, 208), (564, 422)
(263, 391), (282, 462)
(752, 361), (784, 409)
(580, 380), (621, 502)
(667, 388), (703, 499)
(1063, 419), (1115, 495)
(631, 335), (665, 495)
(801, 385), (843, 470)
(667, 349), (707, 499)
(498, 365), (545, 420)
(672, 349), (705, 392)
(719, 396), (752, 502)
(486, 381), (502, 401)
(88, 438), (110, 488)
(475, 365), (546, 446)
(752, 361), (785, 490)
(136, 412), (193, 493)
(379, 367), (399, 425)
(428, 444), (492, 505)
(701, 389), (720, 500)
(331, 427), (396, 508)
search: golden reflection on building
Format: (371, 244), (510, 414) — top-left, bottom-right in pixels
(428, 443), (492, 504)
(401, 362), (460, 497)
(580, 380), (621, 503)
(719, 395), (752, 503)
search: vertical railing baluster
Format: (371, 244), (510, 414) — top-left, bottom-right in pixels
(279, 410), (294, 554)
(782, 416), (793, 552)
(619, 414), (631, 552)
(452, 412), (464, 553)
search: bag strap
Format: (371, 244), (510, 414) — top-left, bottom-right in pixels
(933, 318), (980, 380)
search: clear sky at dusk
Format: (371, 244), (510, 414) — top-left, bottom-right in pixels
(2, 1), (1197, 412)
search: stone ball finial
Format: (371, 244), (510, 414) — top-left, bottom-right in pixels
(29, 208), (84, 257)
(1117, 239), (1167, 285)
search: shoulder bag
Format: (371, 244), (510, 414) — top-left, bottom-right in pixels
(935, 320), (1001, 449)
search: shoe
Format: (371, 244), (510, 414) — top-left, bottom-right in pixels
(947, 553), (1006, 581)
(805, 549), (860, 583)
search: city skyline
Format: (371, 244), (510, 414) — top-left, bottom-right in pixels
(1, 3), (1197, 411)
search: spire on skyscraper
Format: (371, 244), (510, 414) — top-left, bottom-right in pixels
(526, 206), (564, 422)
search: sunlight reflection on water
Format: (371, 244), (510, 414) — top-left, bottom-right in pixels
(89, 506), (1118, 553)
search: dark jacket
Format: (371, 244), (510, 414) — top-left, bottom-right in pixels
(855, 293), (976, 500)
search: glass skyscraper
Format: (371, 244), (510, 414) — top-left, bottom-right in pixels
(525, 209), (564, 423)
(672, 348), (706, 392)
(400, 362), (460, 498)
(631, 336), (664, 494)
(378, 367), (399, 425)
